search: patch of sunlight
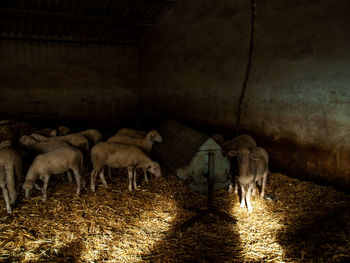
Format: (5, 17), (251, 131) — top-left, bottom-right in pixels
(232, 195), (286, 262)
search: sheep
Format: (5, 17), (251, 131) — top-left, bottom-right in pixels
(212, 134), (225, 147)
(19, 135), (70, 154)
(116, 128), (163, 143)
(33, 128), (57, 137)
(0, 140), (22, 213)
(107, 130), (160, 182)
(90, 142), (161, 192)
(58, 126), (71, 136)
(23, 146), (84, 202)
(222, 134), (257, 153)
(19, 135), (74, 183)
(29, 133), (49, 142)
(29, 133), (90, 159)
(77, 129), (102, 146)
(228, 147), (268, 212)
(222, 134), (257, 194)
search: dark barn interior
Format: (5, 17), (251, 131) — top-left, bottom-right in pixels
(1, 0), (350, 262)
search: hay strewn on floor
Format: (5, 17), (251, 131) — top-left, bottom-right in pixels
(1, 170), (350, 262)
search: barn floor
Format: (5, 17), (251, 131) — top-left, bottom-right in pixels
(1, 170), (350, 262)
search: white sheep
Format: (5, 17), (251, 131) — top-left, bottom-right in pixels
(19, 135), (74, 183)
(58, 126), (71, 136)
(212, 134), (226, 147)
(116, 128), (163, 143)
(23, 146), (84, 201)
(107, 130), (160, 182)
(19, 135), (69, 154)
(228, 147), (268, 212)
(90, 142), (161, 192)
(77, 129), (102, 145)
(33, 128), (57, 137)
(29, 133), (90, 163)
(0, 140), (22, 213)
(30, 133), (50, 142)
(223, 134), (257, 194)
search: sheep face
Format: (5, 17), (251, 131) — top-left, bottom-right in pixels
(147, 162), (161, 178)
(148, 130), (163, 143)
(58, 126), (70, 136)
(19, 135), (34, 146)
(23, 180), (34, 199)
(49, 129), (57, 136)
(228, 148), (259, 178)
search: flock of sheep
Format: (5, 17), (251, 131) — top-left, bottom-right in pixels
(0, 125), (269, 215)
(0, 126), (163, 213)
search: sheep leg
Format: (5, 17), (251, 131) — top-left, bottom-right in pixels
(42, 175), (50, 202)
(72, 170), (82, 197)
(1, 183), (12, 213)
(106, 166), (112, 180)
(81, 177), (87, 189)
(98, 170), (108, 189)
(15, 161), (22, 193)
(228, 175), (234, 193)
(109, 167), (112, 180)
(143, 169), (149, 183)
(246, 183), (254, 212)
(260, 171), (267, 198)
(127, 167), (134, 191)
(234, 177), (239, 194)
(91, 169), (98, 192)
(67, 170), (73, 183)
(240, 184), (246, 208)
(5, 165), (17, 205)
(133, 169), (137, 189)
(34, 183), (42, 191)
(251, 184), (257, 196)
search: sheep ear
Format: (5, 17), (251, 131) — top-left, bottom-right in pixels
(248, 153), (259, 160)
(228, 150), (239, 157)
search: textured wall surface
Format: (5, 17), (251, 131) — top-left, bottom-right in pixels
(140, 0), (350, 190)
(0, 40), (139, 129)
(140, 1), (251, 129)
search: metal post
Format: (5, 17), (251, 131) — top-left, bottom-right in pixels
(208, 152), (214, 209)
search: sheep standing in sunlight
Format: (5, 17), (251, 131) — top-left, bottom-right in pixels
(23, 146), (84, 202)
(222, 134), (257, 193)
(228, 146), (268, 212)
(90, 142), (161, 192)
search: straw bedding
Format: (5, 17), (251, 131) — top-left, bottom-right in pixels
(1, 170), (350, 262)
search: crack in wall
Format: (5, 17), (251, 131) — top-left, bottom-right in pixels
(235, 0), (256, 131)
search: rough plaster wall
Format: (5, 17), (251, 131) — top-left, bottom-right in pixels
(140, 0), (251, 129)
(242, 0), (350, 188)
(0, 40), (138, 128)
(140, 0), (350, 190)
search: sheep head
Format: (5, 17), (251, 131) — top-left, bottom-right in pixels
(147, 130), (163, 143)
(49, 129), (57, 137)
(19, 135), (35, 146)
(58, 126), (70, 136)
(30, 133), (49, 142)
(23, 180), (35, 199)
(147, 162), (161, 178)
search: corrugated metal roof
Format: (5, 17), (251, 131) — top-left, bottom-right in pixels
(0, 0), (176, 45)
